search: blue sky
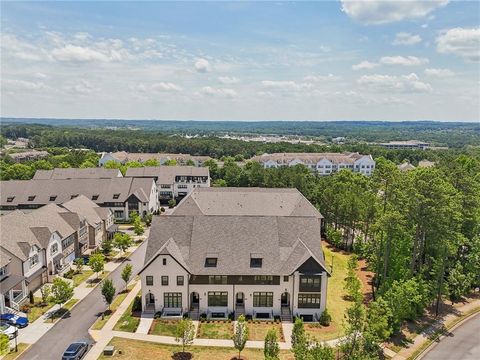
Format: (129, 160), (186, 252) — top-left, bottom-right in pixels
(1, 1), (479, 121)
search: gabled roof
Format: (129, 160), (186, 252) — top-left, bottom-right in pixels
(61, 195), (102, 227)
(33, 168), (122, 180)
(250, 152), (369, 165)
(173, 187), (322, 218)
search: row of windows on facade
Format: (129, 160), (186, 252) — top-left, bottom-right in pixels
(6, 193), (122, 203)
(158, 291), (321, 308)
(205, 257), (263, 268)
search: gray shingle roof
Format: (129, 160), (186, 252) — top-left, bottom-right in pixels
(0, 177), (155, 206)
(33, 168), (122, 180)
(125, 166), (209, 184)
(173, 187), (322, 218)
(61, 195), (102, 227)
(250, 152), (369, 165)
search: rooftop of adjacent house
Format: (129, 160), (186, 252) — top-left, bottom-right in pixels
(0, 248), (12, 268)
(173, 187), (322, 218)
(124, 166), (209, 184)
(398, 162), (416, 172)
(250, 152), (372, 164)
(142, 214), (327, 276)
(61, 195), (102, 227)
(8, 150), (49, 159)
(0, 177), (155, 206)
(33, 168), (122, 180)
(106, 151), (212, 162)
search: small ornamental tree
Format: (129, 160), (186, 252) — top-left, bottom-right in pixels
(133, 216), (144, 236)
(175, 318), (195, 353)
(49, 278), (74, 321)
(113, 233), (133, 254)
(0, 334), (9, 356)
(121, 263), (133, 291)
(101, 279), (116, 311)
(101, 238), (113, 255)
(40, 284), (51, 306)
(264, 328), (280, 360)
(291, 317), (305, 348)
(89, 253), (105, 279)
(74, 257), (84, 273)
(233, 315), (248, 359)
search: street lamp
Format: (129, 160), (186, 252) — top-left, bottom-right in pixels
(13, 323), (18, 352)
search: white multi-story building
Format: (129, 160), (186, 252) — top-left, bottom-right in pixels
(98, 152), (212, 167)
(378, 140), (429, 150)
(251, 152), (376, 176)
(139, 187), (330, 322)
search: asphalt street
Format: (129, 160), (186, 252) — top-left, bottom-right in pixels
(20, 241), (147, 360)
(422, 312), (480, 360)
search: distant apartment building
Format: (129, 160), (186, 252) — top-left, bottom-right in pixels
(98, 151), (212, 167)
(7, 150), (49, 162)
(33, 167), (122, 180)
(0, 177), (158, 220)
(140, 187), (330, 322)
(124, 166), (210, 202)
(251, 152), (375, 176)
(378, 140), (429, 150)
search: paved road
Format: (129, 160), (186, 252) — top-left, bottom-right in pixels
(20, 241), (147, 360)
(422, 313), (480, 360)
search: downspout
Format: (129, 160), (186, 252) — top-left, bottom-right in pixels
(292, 272), (295, 316)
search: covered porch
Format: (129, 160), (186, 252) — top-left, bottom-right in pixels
(0, 274), (28, 313)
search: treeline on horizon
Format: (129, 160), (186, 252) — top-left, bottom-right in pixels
(1, 118), (479, 147)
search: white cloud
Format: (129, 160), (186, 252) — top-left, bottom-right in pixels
(357, 73), (432, 93)
(424, 68), (455, 77)
(436, 27), (480, 62)
(65, 80), (99, 95)
(352, 60), (379, 70)
(51, 44), (125, 63)
(341, 0), (449, 25)
(1, 34), (45, 61)
(218, 76), (240, 84)
(261, 80), (313, 92)
(303, 74), (339, 82)
(194, 58), (210, 72)
(393, 32), (422, 46)
(3, 79), (48, 91)
(199, 86), (237, 98)
(151, 82), (182, 92)
(380, 56), (429, 66)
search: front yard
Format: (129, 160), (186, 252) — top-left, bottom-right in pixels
(72, 270), (94, 287)
(98, 337), (295, 360)
(44, 298), (78, 323)
(113, 293), (141, 332)
(246, 321), (284, 341)
(197, 320), (233, 340)
(22, 297), (56, 323)
(149, 319), (179, 337)
(92, 283), (136, 330)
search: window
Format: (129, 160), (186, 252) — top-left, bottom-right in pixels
(0, 266), (7, 277)
(28, 195), (36, 201)
(161, 276), (169, 286)
(177, 276), (184, 286)
(284, 276), (289, 282)
(70, 194), (78, 199)
(208, 292), (228, 307)
(91, 195), (99, 201)
(62, 236), (74, 249)
(164, 293), (182, 308)
(163, 258), (167, 266)
(178, 184), (187, 189)
(253, 292), (273, 307)
(113, 193), (120, 199)
(298, 294), (321, 308)
(250, 258), (262, 268)
(6, 197), (14, 203)
(50, 243), (58, 255)
(205, 258), (217, 267)
(30, 254), (39, 267)
(208, 275), (227, 284)
(49, 195), (57, 201)
(114, 210), (124, 218)
(146, 276), (153, 286)
(160, 184), (170, 188)
(253, 275), (274, 285)
(299, 276), (321, 292)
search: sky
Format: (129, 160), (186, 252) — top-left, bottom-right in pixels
(1, 0), (479, 122)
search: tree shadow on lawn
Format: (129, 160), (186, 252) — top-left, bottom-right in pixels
(172, 352), (193, 360)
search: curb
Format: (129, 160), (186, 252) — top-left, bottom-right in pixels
(412, 307), (480, 360)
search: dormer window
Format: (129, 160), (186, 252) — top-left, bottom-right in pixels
(71, 194), (78, 199)
(113, 193), (120, 199)
(92, 195), (99, 201)
(205, 257), (218, 267)
(28, 195), (36, 201)
(6, 197), (14, 202)
(49, 195), (57, 201)
(250, 253), (263, 268)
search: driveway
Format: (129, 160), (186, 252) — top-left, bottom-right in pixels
(422, 312), (480, 360)
(19, 241), (147, 360)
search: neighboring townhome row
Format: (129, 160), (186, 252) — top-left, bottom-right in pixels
(250, 152), (375, 176)
(125, 166), (210, 203)
(98, 151), (212, 167)
(140, 187), (330, 322)
(0, 177), (159, 220)
(33, 167), (122, 179)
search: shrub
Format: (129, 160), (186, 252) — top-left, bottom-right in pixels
(245, 315), (252, 321)
(168, 199), (176, 208)
(132, 295), (142, 312)
(29, 290), (34, 304)
(63, 269), (75, 279)
(319, 309), (332, 326)
(154, 312), (162, 319)
(199, 313), (207, 322)
(160, 207), (165, 213)
(228, 312), (235, 321)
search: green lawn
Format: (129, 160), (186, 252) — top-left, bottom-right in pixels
(24, 297), (55, 323)
(246, 321), (284, 341)
(197, 321), (233, 340)
(113, 295), (140, 332)
(2, 343), (29, 360)
(91, 283), (136, 330)
(149, 319), (179, 336)
(45, 299), (78, 323)
(98, 337), (295, 360)
(72, 270), (94, 286)
(87, 271), (111, 287)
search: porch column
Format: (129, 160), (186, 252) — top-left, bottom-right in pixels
(22, 280), (28, 297)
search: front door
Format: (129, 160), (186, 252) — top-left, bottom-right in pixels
(147, 293), (155, 305)
(191, 292), (199, 305)
(236, 292), (244, 305)
(281, 292), (289, 306)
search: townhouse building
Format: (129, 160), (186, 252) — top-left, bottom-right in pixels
(33, 167), (122, 180)
(124, 166), (210, 203)
(0, 177), (159, 220)
(250, 152), (375, 176)
(7, 150), (49, 163)
(98, 151), (212, 167)
(139, 187), (330, 322)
